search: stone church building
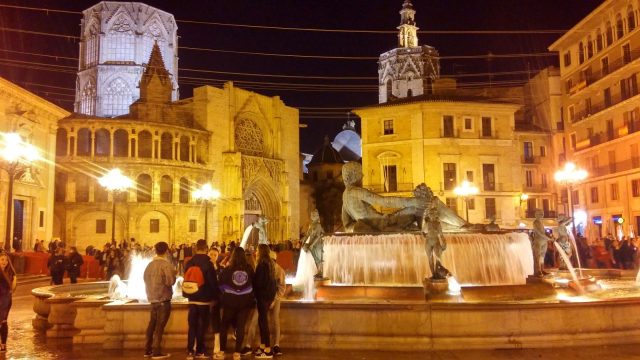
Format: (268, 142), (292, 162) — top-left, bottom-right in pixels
(54, 2), (299, 249)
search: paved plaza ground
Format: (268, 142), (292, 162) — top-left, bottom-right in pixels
(5, 277), (640, 360)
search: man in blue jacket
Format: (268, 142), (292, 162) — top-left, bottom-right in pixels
(184, 239), (219, 359)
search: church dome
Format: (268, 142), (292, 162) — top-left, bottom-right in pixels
(332, 120), (361, 162)
(309, 135), (344, 165)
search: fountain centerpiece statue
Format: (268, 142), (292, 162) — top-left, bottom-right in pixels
(532, 209), (553, 276)
(555, 215), (573, 270)
(303, 209), (325, 278)
(340, 162), (467, 233)
(423, 202), (450, 279)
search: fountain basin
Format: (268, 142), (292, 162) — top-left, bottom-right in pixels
(32, 275), (640, 350)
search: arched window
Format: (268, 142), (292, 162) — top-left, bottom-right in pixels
(386, 79), (392, 101)
(596, 29), (603, 52)
(80, 80), (96, 115)
(180, 135), (190, 162)
(113, 129), (129, 157)
(77, 128), (91, 156)
(94, 129), (110, 157)
(578, 42), (585, 64)
(629, 5), (636, 32)
(587, 36), (593, 58)
(56, 128), (67, 156)
(606, 21), (614, 46)
(160, 132), (173, 160)
(103, 78), (131, 117)
(138, 130), (153, 158)
(137, 174), (152, 202)
(94, 179), (108, 202)
(160, 175), (173, 203)
(617, 13), (624, 39)
(76, 175), (89, 202)
(179, 177), (190, 203)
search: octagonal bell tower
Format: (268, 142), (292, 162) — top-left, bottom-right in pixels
(75, 2), (179, 117)
(378, 0), (440, 103)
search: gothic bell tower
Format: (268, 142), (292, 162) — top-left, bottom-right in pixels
(378, 0), (440, 103)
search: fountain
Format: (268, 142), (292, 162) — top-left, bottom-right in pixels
(31, 163), (640, 351)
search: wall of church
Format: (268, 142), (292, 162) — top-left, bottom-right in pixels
(0, 78), (69, 250)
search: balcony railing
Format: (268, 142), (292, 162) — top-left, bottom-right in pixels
(522, 184), (550, 193)
(576, 123), (640, 151)
(367, 183), (415, 193)
(522, 156), (542, 164)
(571, 90), (640, 124)
(568, 48), (640, 97)
(525, 210), (557, 219)
(587, 157), (640, 178)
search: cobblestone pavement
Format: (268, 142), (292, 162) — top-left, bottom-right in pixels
(5, 277), (640, 360)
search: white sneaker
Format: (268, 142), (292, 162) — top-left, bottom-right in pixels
(213, 352), (225, 360)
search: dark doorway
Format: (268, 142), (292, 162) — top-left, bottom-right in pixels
(13, 199), (24, 250)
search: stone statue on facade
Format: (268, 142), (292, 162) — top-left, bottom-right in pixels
(423, 202), (450, 279)
(341, 162), (427, 232)
(255, 216), (269, 245)
(555, 215), (573, 270)
(303, 209), (325, 278)
(532, 209), (552, 276)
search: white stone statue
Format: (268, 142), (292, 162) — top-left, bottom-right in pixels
(255, 216), (269, 245)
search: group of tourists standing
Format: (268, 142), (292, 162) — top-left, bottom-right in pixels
(143, 239), (284, 360)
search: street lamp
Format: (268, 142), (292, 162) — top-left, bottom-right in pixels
(98, 168), (133, 243)
(192, 183), (221, 242)
(554, 162), (588, 236)
(453, 180), (479, 222)
(520, 193), (529, 218)
(0, 132), (40, 251)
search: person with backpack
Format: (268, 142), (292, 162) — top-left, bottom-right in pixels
(183, 239), (219, 359)
(48, 247), (66, 285)
(217, 247), (255, 360)
(253, 244), (277, 359)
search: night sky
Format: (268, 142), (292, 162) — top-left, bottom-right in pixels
(0, 0), (602, 153)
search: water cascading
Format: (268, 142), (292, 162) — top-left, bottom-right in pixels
(323, 232), (533, 286)
(289, 250), (317, 300)
(109, 252), (184, 302)
(240, 225), (254, 249)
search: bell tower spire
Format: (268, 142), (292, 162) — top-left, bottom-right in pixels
(398, 0), (419, 47)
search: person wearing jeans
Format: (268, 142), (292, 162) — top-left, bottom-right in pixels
(143, 241), (176, 359)
(253, 244), (277, 359)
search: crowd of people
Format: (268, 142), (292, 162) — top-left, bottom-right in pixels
(143, 239), (286, 360)
(543, 234), (640, 270)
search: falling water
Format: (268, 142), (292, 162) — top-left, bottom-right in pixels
(109, 253), (184, 302)
(289, 250), (317, 300)
(323, 232), (533, 286)
(240, 225), (254, 249)
(554, 241), (584, 294)
(567, 230), (584, 278)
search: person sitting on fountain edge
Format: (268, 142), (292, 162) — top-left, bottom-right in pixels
(143, 241), (176, 359)
(183, 239), (220, 359)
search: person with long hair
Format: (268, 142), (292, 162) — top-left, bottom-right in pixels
(253, 244), (277, 359)
(0, 252), (16, 352)
(217, 247), (254, 360)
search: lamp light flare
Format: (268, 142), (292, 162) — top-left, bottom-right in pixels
(192, 183), (221, 201)
(554, 162), (588, 183)
(453, 180), (479, 197)
(0, 132), (40, 163)
(99, 168), (134, 192)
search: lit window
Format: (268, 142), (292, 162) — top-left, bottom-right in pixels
(383, 120), (394, 135)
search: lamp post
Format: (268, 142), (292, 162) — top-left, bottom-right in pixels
(554, 162), (588, 237)
(0, 132), (40, 251)
(453, 180), (479, 222)
(98, 169), (133, 244)
(192, 183), (221, 242)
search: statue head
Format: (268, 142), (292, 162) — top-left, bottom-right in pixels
(413, 183), (432, 199)
(257, 216), (268, 227)
(342, 162), (363, 186)
(310, 209), (320, 222)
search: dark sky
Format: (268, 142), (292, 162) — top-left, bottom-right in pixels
(0, 0), (602, 153)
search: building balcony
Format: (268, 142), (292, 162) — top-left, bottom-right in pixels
(525, 209), (557, 219)
(522, 156), (542, 164)
(587, 157), (640, 178)
(571, 90), (640, 124)
(522, 184), (551, 193)
(367, 183), (415, 193)
(568, 48), (640, 98)
(575, 123), (640, 152)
